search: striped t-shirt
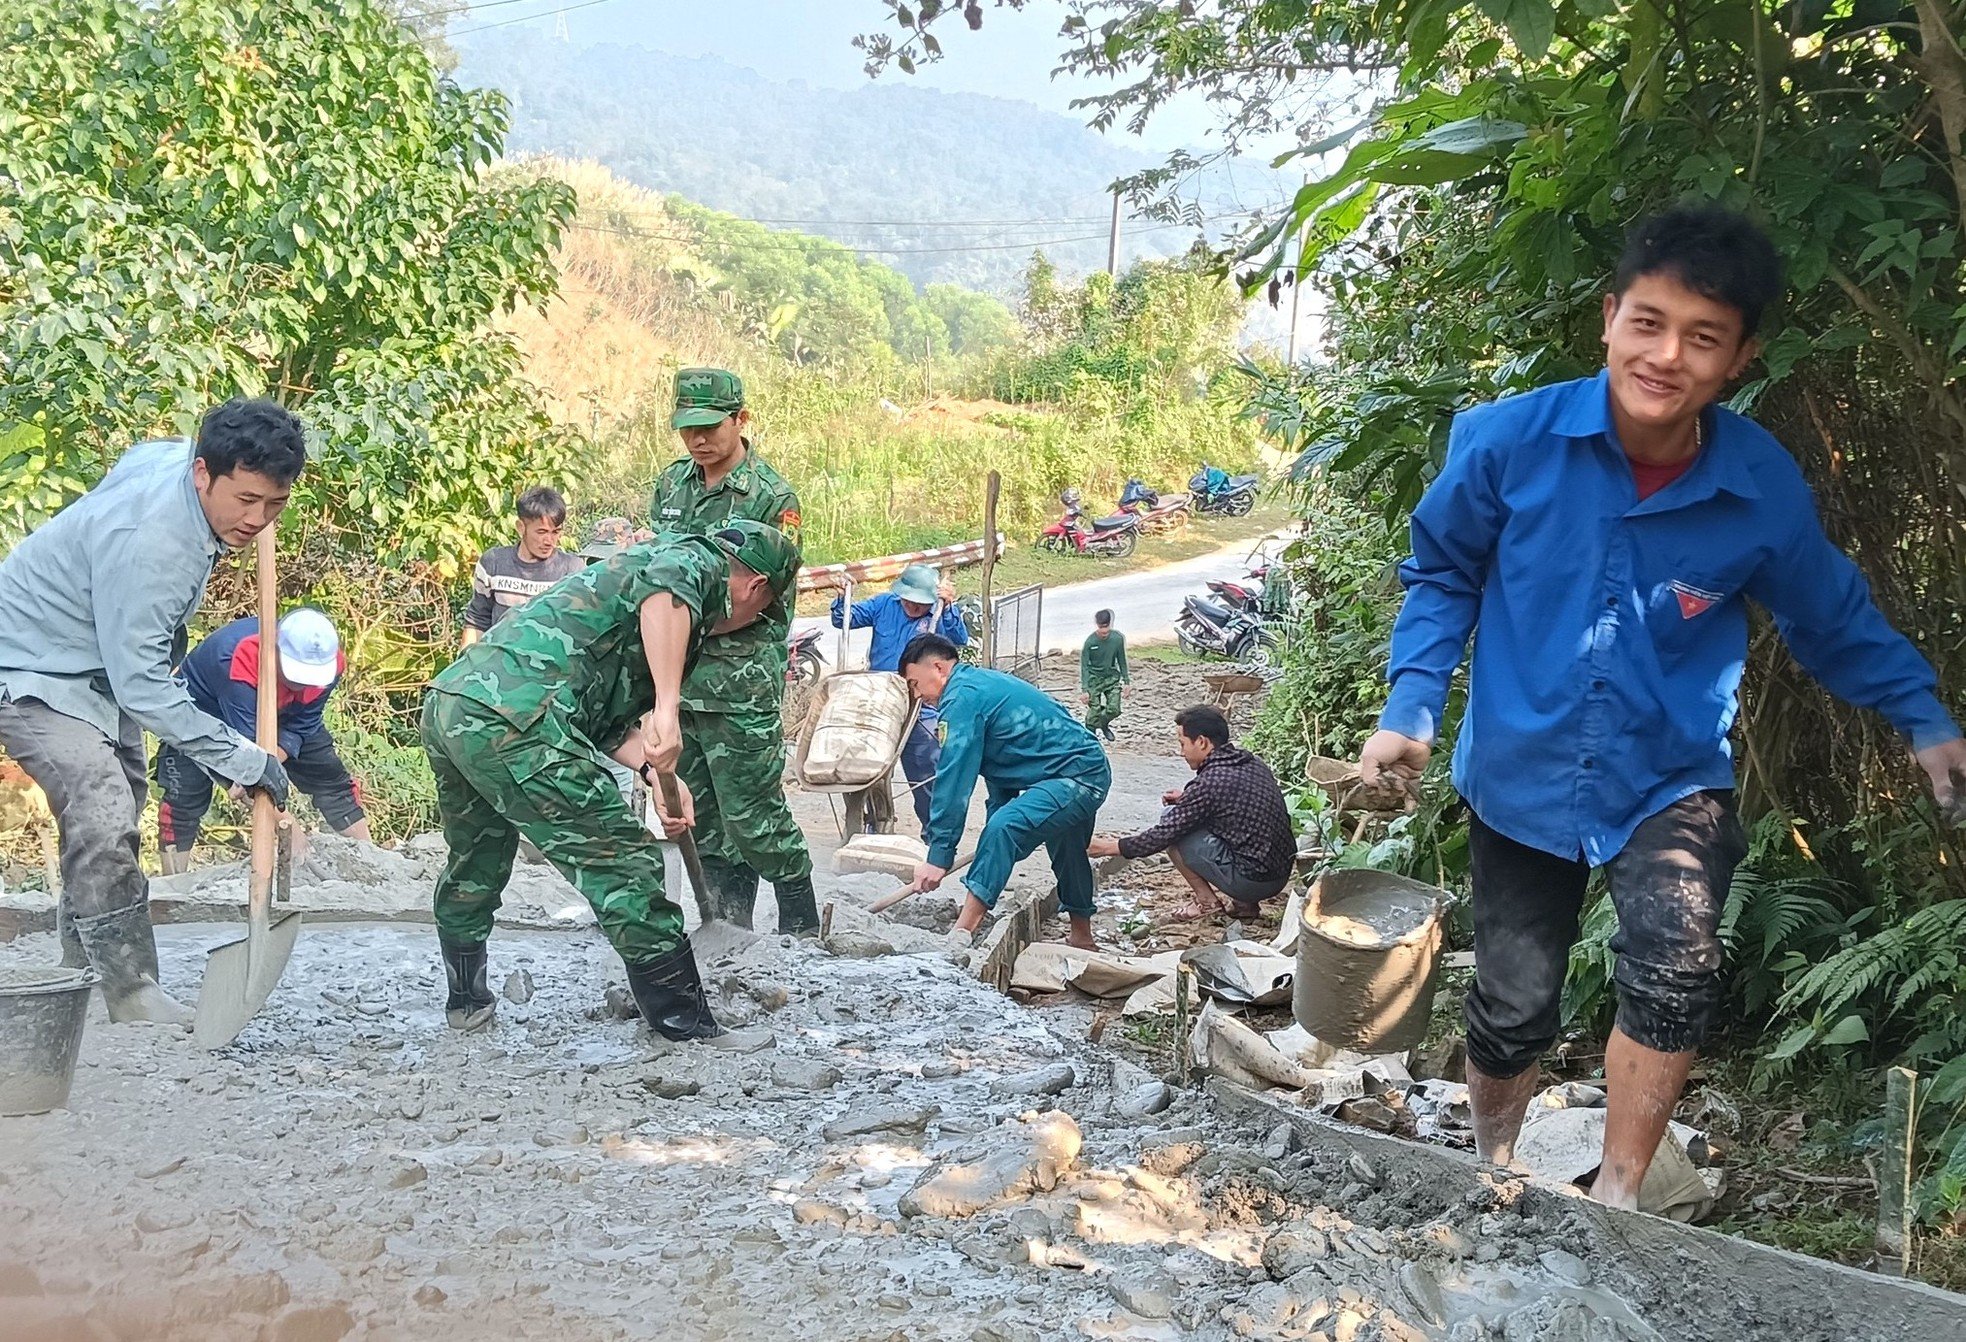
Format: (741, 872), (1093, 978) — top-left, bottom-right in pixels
(462, 545), (585, 631)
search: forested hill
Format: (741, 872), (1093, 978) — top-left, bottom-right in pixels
(453, 32), (1264, 295)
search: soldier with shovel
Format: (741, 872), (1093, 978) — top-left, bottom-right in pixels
(0, 401), (306, 1025)
(421, 520), (799, 1043)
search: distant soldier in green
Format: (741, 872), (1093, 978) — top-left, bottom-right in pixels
(1080, 608), (1130, 743)
(648, 367), (816, 932)
(421, 520), (800, 1045)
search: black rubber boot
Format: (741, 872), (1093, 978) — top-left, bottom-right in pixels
(440, 936), (496, 1032)
(700, 859), (758, 929)
(73, 902), (194, 1026)
(623, 939), (770, 1051)
(773, 873), (820, 935)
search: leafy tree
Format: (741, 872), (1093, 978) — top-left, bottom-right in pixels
(0, 0), (575, 568)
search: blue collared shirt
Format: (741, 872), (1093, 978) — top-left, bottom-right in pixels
(1381, 372), (1958, 864)
(924, 664), (1111, 868)
(829, 590), (970, 673)
(0, 440), (271, 785)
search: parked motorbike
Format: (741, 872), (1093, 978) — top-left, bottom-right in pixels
(1038, 488), (1141, 558)
(1189, 464), (1262, 517)
(1116, 477), (1193, 533)
(1207, 563), (1274, 621)
(787, 627), (825, 683)
(1175, 592), (1278, 665)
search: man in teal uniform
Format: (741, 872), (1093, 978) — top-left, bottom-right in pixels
(897, 633), (1111, 951)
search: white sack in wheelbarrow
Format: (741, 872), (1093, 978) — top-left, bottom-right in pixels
(804, 673), (911, 787)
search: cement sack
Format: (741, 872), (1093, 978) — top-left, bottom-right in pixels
(803, 673), (911, 787)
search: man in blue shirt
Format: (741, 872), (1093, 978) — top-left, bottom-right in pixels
(155, 608), (370, 873)
(830, 563), (969, 831)
(0, 401), (303, 1026)
(897, 634), (1110, 951)
(1359, 205), (1966, 1210)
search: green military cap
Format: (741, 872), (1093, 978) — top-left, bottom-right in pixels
(671, 367), (745, 429)
(712, 518), (801, 602)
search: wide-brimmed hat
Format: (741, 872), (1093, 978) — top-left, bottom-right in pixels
(891, 564), (939, 606)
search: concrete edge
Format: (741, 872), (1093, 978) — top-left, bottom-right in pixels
(1207, 1077), (1966, 1339)
(974, 884), (1060, 993)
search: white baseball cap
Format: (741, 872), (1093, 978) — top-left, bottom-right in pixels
(277, 608), (341, 688)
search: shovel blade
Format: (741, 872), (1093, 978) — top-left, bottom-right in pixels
(191, 911), (303, 1050)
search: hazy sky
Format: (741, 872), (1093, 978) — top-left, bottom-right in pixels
(454, 0), (1237, 154)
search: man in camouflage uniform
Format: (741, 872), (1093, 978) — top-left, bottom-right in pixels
(648, 367), (816, 932)
(421, 520), (800, 1044)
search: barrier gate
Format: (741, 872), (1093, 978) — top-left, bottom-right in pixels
(989, 583), (1043, 684)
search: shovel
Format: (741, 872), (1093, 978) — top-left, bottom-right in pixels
(192, 529), (302, 1049)
(657, 771), (716, 926)
(869, 848), (976, 914)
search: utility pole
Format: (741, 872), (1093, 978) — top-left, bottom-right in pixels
(1106, 189), (1122, 277)
(1285, 230), (1305, 367)
(1285, 173), (1309, 367)
(552, 8), (570, 42)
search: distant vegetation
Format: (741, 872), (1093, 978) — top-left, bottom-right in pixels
(506, 159), (1262, 566)
(450, 30), (1267, 296)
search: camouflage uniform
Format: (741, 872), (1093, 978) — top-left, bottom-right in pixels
(422, 536), (730, 961)
(650, 370), (811, 906)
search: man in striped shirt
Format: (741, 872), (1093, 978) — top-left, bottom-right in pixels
(460, 486), (584, 645)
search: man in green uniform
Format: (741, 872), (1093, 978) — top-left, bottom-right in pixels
(1080, 608), (1130, 743)
(648, 367), (816, 932)
(421, 520), (800, 1043)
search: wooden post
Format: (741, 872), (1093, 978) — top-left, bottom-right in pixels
(1878, 1065), (1917, 1275)
(1171, 964), (1195, 1086)
(979, 471), (1000, 669)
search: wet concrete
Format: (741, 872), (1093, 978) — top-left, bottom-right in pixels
(1, 920), (1681, 1342)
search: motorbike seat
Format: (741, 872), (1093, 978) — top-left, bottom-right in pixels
(1189, 595), (1234, 622)
(1095, 512), (1133, 529)
(1227, 474), (1260, 490)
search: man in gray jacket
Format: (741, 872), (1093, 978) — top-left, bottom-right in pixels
(0, 400), (306, 1025)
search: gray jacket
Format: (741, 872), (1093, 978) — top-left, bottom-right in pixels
(0, 439), (271, 785)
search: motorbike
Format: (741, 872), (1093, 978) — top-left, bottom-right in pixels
(1116, 477), (1193, 533)
(1207, 563), (1275, 621)
(1038, 489), (1141, 558)
(1189, 464), (1262, 517)
(787, 627), (825, 683)
(1175, 592), (1278, 666)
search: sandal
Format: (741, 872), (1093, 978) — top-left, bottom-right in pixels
(1224, 900), (1266, 920)
(1167, 898), (1222, 922)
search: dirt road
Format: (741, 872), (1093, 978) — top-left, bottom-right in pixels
(792, 531), (1287, 671)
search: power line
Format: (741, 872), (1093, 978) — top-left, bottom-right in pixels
(568, 216), (1231, 256)
(452, 0), (623, 37)
(727, 209), (1263, 230)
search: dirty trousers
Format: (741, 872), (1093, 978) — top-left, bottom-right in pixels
(1083, 679), (1123, 734)
(0, 695), (149, 922)
(422, 691), (681, 961)
(1463, 789), (1747, 1078)
(674, 707), (812, 884)
(963, 777), (1107, 918)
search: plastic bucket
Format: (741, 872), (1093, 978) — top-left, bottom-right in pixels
(1292, 868), (1443, 1053)
(0, 965), (95, 1116)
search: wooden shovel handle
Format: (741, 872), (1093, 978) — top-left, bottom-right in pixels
(869, 848), (976, 914)
(248, 530), (279, 927)
(657, 771), (715, 924)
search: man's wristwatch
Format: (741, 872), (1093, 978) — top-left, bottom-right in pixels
(637, 761), (657, 786)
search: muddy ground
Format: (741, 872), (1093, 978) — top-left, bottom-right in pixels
(0, 657), (1949, 1340)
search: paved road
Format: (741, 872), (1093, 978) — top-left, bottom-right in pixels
(792, 529), (1288, 670)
